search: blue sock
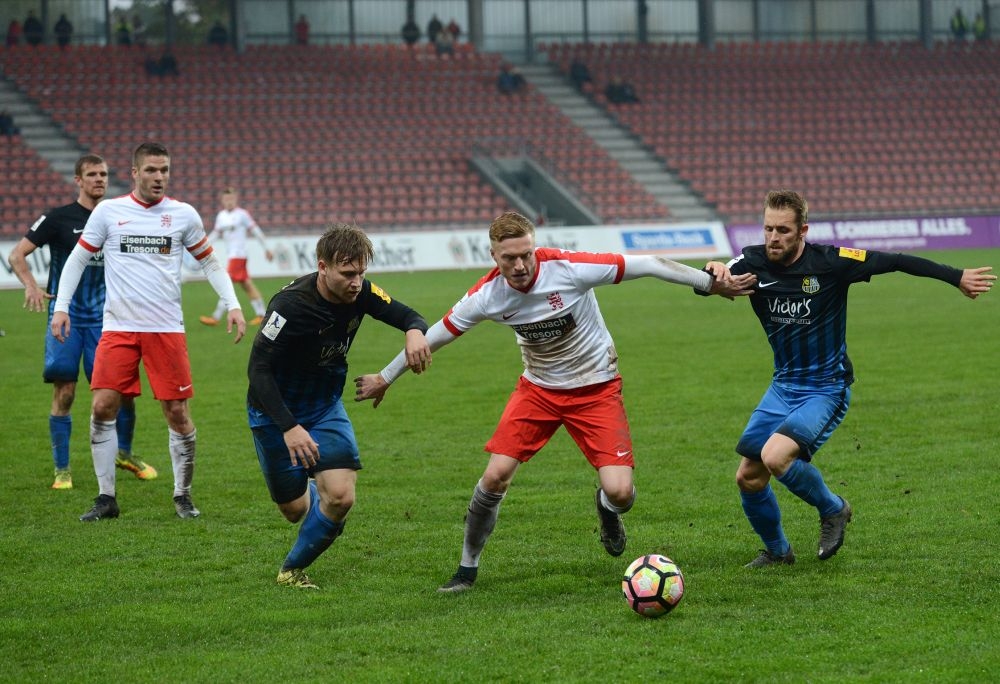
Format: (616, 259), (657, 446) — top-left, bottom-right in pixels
(116, 403), (136, 453)
(740, 485), (790, 556)
(282, 495), (344, 571)
(50, 415), (72, 470)
(776, 459), (842, 517)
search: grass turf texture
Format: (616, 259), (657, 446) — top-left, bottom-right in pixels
(1, 249), (997, 682)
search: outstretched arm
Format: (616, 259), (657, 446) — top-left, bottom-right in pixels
(623, 254), (756, 297)
(354, 320), (457, 408)
(200, 251), (246, 342)
(958, 267), (995, 299)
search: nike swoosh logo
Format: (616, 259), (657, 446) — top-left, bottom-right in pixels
(758, 281), (779, 288)
(178, 384), (192, 391)
(118, 220), (133, 226)
(501, 311), (519, 320)
(616, 450), (631, 458)
(72, 228), (84, 234)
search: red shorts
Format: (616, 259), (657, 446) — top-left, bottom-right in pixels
(91, 331), (193, 400)
(485, 376), (634, 469)
(227, 258), (249, 283)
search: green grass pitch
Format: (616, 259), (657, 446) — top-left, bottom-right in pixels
(1, 249), (997, 682)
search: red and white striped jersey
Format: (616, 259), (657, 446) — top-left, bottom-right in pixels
(77, 193), (212, 332)
(444, 248), (625, 389)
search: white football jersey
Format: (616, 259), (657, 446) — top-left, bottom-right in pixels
(444, 248), (625, 390)
(212, 207), (262, 259)
(77, 193), (212, 332)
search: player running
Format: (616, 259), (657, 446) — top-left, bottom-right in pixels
(704, 189), (995, 568)
(247, 223), (430, 589)
(354, 211), (755, 592)
(200, 187), (273, 327)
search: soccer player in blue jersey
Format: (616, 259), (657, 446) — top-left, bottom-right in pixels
(7, 155), (158, 490)
(247, 224), (431, 589)
(706, 190), (995, 567)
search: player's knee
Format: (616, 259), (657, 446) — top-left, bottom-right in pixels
(736, 461), (768, 492)
(278, 499), (306, 523)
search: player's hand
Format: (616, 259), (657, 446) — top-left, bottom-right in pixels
(710, 272), (757, 299)
(704, 261), (730, 280)
(959, 266), (996, 299)
(354, 374), (390, 408)
(23, 285), (52, 312)
(50, 311), (71, 343)
(226, 308), (247, 343)
(404, 329), (432, 374)
(283, 425), (319, 467)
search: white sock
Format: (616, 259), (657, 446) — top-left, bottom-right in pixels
(250, 298), (266, 316)
(169, 427), (196, 497)
(211, 299), (226, 320)
(90, 418), (117, 497)
(599, 486), (636, 514)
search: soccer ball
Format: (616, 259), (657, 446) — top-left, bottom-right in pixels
(621, 554), (684, 618)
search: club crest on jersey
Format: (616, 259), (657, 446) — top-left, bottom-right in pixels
(347, 317), (360, 335)
(547, 292), (565, 311)
(262, 311), (287, 340)
(161, 214), (173, 229)
(801, 276), (820, 294)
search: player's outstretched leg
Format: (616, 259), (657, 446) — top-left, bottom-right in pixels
(438, 480), (505, 593)
(818, 497), (852, 560)
(278, 481), (344, 590)
(594, 488), (629, 557)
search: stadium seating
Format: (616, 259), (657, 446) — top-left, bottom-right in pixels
(0, 134), (75, 232)
(544, 40), (1000, 221)
(0, 44), (663, 236)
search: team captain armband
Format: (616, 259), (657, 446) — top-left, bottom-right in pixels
(838, 247), (867, 261)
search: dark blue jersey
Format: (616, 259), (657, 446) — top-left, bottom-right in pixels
(729, 243), (962, 387)
(247, 273), (428, 432)
(25, 202), (105, 327)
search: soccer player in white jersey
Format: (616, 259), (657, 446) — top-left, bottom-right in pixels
(51, 141), (247, 522)
(199, 187), (274, 327)
(355, 211), (756, 592)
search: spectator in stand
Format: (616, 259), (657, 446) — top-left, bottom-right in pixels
(54, 14), (73, 48)
(0, 109), (20, 137)
(295, 15), (310, 45)
(131, 15), (146, 47)
(23, 10), (43, 46)
(973, 12), (987, 41)
(446, 18), (461, 43)
(951, 7), (969, 41)
(401, 18), (420, 45)
(435, 26), (454, 56)
(208, 20), (229, 47)
(569, 58), (592, 91)
(115, 17), (131, 46)
(427, 14), (443, 44)
(159, 50), (179, 77)
(497, 63), (526, 95)
(6, 18), (22, 47)
(605, 76), (640, 104)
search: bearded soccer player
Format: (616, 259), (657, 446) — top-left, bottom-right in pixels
(8, 154), (157, 489)
(247, 224), (430, 589)
(355, 211), (756, 592)
(704, 189), (994, 568)
(52, 141), (246, 521)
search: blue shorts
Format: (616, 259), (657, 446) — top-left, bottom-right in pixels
(736, 382), (851, 462)
(44, 325), (102, 383)
(249, 400), (362, 505)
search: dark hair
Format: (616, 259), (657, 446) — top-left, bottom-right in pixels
(75, 154), (106, 177)
(764, 189), (808, 228)
(316, 223), (374, 267)
(132, 141), (169, 169)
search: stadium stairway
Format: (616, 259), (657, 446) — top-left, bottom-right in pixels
(0, 76), (129, 197)
(517, 62), (718, 223)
